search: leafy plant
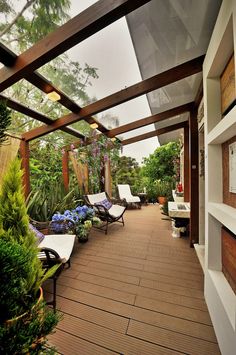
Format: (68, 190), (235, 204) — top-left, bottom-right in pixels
(76, 132), (121, 193)
(0, 159), (60, 353)
(112, 156), (143, 196)
(142, 141), (181, 184)
(27, 184), (83, 221)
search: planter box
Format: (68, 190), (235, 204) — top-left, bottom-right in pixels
(222, 226), (236, 295)
(220, 54), (236, 115)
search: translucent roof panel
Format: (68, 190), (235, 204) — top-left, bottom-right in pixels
(127, 0), (222, 143)
(41, 16), (143, 106)
(148, 73), (202, 114)
(127, 0), (222, 78)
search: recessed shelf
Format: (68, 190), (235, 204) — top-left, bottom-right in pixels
(208, 202), (236, 234)
(207, 105), (236, 144)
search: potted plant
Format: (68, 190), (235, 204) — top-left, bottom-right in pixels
(51, 205), (101, 243)
(156, 180), (174, 205)
(0, 159), (61, 354)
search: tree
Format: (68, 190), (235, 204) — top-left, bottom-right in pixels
(142, 141), (181, 183)
(112, 156), (143, 195)
(0, 0), (99, 139)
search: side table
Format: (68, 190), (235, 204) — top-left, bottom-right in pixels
(138, 193), (148, 205)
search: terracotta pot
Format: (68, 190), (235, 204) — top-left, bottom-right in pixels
(158, 196), (167, 205)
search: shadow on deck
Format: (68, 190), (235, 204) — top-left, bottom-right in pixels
(47, 204), (220, 354)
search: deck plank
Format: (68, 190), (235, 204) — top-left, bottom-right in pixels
(47, 205), (220, 354)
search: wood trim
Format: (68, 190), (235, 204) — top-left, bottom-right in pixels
(19, 140), (30, 199)
(122, 122), (187, 146)
(222, 135), (236, 208)
(0, 94), (84, 139)
(0, 44), (108, 134)
(189, 109), (199, 247)
(23, 56), (204, 141)
(184, 124), (190, 202)
(194, 79), (203, 108)
(0, 0), (151, 91)
(0, 42), (17, 66)
(107, 103), (193, 138)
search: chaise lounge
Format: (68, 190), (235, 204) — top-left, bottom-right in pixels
(84, 191), (126, 234)
(117, 184), (141, 209)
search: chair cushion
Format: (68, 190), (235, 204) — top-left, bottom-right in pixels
(39, 234), (76, 263)
(109, 204), (126, 218)
(95, 198), (112, 210)
(124, 196), (141, 203)
(29, 223), (45, 245)
(87, 192), (107, 205)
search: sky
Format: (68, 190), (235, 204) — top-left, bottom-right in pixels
(66, 0), (159, 164)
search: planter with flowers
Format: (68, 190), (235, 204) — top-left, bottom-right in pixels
(51, 205), (101, 243)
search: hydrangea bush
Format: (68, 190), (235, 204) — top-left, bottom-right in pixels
(51, 205), (101, 240)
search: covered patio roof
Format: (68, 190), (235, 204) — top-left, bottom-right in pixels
(0, 0), (223, 246)
(0, 0), (221, 145)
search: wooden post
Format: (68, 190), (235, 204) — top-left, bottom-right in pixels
(184, 124), (190, 202)
(189, 109), (199, 247)
(19, 139), (30, 199)
(62, 150), (69, 191)
(104, 158), (112, 197)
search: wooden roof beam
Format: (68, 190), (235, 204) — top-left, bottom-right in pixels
(0, 0), (151, 91)
(107, 102), (194, 138)
(23, 55), (204, 141)
(121, 122), (187, 146)
(0, 43), (108, 134)
(0, 94), (84, 139)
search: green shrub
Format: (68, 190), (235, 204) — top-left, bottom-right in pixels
(0, 159), (60, 353)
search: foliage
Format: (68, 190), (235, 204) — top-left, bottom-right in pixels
(0, 159), (60, 353)
(0, 0), (99, 143)
(27, 184), (83, 221)
(52, 205), (101, 241)
(0, 99), (11, 146)
(0, 299), (61, 354)
(156, 180), (174, 197)
(142, 141), (181, 183)
(112, 156), (144, 195)
(75, 132), (121, 193)
(30, 144), (64, 193)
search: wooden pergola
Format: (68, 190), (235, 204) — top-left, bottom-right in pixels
(0, 0), (202, 246)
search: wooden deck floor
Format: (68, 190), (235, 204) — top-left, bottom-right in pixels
(47, 205), (220, 354)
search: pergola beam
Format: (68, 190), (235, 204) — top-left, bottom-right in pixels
(0, 0), (151, 92)
(0, 94), (84, 139)
(22, 56), (204, 141)
(0, 43), (108, 134)
(121, 122), (187, 146)
(107, 102), (194, 138)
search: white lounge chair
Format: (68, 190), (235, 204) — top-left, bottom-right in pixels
(38, 234), (76, 310)
(117, 184), (141, 209)
(84, 192), (126, 234)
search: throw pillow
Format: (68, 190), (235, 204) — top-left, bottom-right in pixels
(29, 223), (45, 245)
(95, 198), (112, 210)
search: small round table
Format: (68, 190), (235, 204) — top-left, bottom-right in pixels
(138, 193), (148, 205)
